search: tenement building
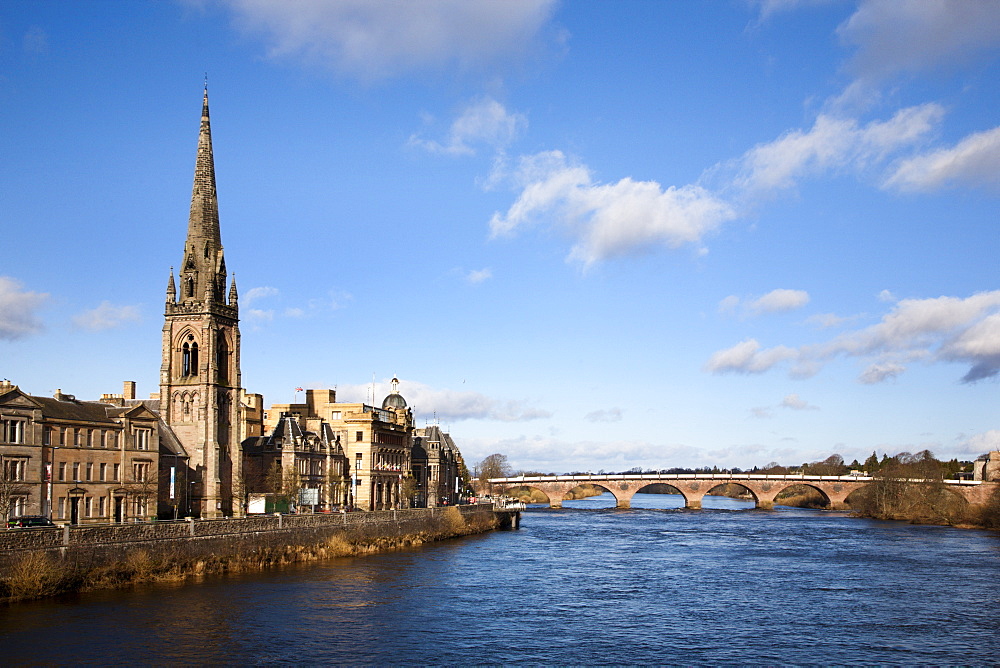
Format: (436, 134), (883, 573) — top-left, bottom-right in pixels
(0, 380), (162, 523)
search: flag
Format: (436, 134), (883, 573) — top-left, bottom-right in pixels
(295, 387), (303, 392)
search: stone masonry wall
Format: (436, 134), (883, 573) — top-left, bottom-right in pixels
(0, 505), (499, 574)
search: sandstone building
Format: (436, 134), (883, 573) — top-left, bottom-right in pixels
(0, 380), (163, 523)
(159, 87), (244, 519)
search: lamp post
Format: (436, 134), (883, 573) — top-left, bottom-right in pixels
(46, 445), (58, 519)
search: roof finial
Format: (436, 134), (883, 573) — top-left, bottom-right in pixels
(204, 72), (208, 92)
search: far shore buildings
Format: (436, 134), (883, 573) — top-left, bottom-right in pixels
(0, 88), (468, 523)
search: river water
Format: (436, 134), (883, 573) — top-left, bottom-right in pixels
(2, 493), (999, 665)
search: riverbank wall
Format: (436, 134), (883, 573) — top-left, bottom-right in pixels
(0, 505), (505, 602)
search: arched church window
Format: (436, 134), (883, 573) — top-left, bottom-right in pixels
(182, 335), (199, 377)
(217, 333), (229, 383)
(184, 276), (195, 299)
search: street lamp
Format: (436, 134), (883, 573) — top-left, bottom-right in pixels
(46, 445), (59, 520)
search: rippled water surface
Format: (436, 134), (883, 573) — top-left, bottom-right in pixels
(3, 493), (999, 664)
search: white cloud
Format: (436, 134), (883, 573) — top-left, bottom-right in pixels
(883, 125), (1000, 192)
(704, 339), (798, 374)
(780, 393), (818, 410)
(707, 291), (1000, 383)
(965, 429), (1000, 455)
(337, 379), (551, 423)
(751, 289), (810, 314)
(72, 302), (141, 331)
(718, 295), (740, 314)
(859, 361), (905, 384)
(585, 408), (623, 423)
(838, 0), (1000, 82)
(246, 308), (274, 322)
(465, 268), (492, 284)
(244, 286), (279, 305)
(805, 313), (853, 329)
(878, 289), (896, 302)
(731, 104), (944, 196)
(490, 151), (736, 267)
(0, 277), (48, 340)
(719, 289), (810, 318)
(223, 0), (558, 81)
(410, 98), (527, 155)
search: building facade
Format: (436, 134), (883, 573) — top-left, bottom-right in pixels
(0, 380), (162, 523)
(412, 425), (465, 507)
(242, 409), (351, 512)
(263, 382), (414, 511)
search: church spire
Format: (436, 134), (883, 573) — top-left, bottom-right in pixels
(188, 85), (221, 248)
(177, 85), (227, 306)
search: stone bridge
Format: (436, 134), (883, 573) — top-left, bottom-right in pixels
(488, 473), (996, 510)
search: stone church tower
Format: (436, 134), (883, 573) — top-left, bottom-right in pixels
(160, 87), (242, 518)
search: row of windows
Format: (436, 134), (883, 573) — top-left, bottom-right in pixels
(295, 459), (324, 477)
(42, 427), (151, 450)
(54, 460), (151, 483)
(54, 495), (149, 521)
(58, 461), (120, 483)
(4, 420), (152, 450)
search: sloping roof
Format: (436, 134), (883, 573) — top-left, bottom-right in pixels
(31, 396), (119, 424)
(157, 421), (188, 457)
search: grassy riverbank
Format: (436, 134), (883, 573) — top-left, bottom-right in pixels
(1, 507), (498, 603)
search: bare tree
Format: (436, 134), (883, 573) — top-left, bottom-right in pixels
(0, 476), (30, 521)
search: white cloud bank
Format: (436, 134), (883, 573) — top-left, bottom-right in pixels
(410, 98), (527, 155)
(334, 379), (552, 423)
(489, 150), (736, 267)
(72, 302), (141, 331)
(707, 291), (1000, 383)
(884, 125), (1000, 192)
(487, 101), (957, 267)
(0, 277), (48, 340)
(484, 0), (1000, 266)
(721, 289), (810, 317)
(837, 0), (1000, 82)
(223, 0), (558, 81)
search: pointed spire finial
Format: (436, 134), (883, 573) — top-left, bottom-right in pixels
(166, 267), (176, 302)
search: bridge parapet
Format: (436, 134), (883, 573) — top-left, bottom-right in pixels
(489, 473), (989, 510)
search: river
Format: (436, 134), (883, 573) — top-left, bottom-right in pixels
(2, 493), (999, 664)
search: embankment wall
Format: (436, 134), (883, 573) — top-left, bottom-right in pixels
(0, 505), (502, 580)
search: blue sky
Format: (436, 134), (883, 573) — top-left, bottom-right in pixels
(2, 0), (998, 473)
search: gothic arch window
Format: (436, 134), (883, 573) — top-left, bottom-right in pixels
(217, 332), (229, 384)
(181, 334), (199, 377)
(184, 276), (195, 299)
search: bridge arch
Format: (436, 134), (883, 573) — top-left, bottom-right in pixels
(770, 483), (832, 509)
(503, 485), (551, 505)
(704, 482), (759, 508)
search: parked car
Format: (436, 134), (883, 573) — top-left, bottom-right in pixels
(6, 515), (56, 528)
